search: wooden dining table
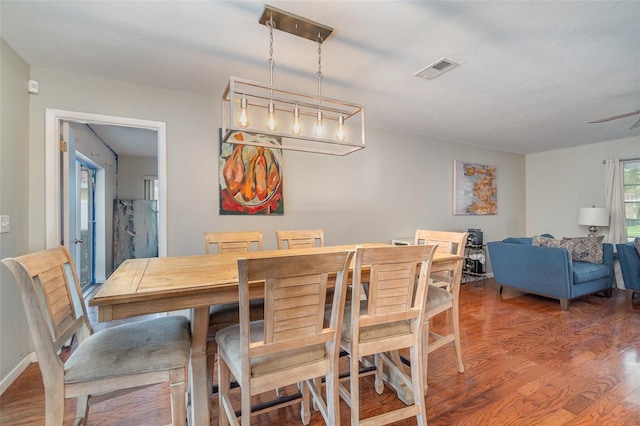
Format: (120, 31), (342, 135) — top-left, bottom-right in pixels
(89, 243), (462, 425)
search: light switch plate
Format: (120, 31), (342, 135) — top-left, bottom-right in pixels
(1, 215), (10, 233)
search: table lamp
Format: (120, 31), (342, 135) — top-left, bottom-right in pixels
(578, 207), (609, 237)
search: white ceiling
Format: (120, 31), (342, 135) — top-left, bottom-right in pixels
(2, 0), (639, 155)
(88, 124), (157, 158)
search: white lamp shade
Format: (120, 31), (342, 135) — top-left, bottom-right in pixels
(578, 207), (609, 227)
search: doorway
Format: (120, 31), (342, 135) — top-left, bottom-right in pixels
(45, 110), (167, 278)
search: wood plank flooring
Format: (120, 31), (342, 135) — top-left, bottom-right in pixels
(2, 280), (639, 425)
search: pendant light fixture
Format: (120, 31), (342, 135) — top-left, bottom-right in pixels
(221, 4), (365, 156)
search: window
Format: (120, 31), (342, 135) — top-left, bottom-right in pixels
(623, 160), (640, 240)
(144, 176), (159, 201)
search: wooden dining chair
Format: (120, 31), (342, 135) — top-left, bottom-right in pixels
(204, 231), (265, 395)
(414, 229), (468, 383)
(276, 229), (324, 250)
(204, 230), (263, 254)
(415, 229), (467, 289)
(216, 250), (354, 426)
(1, 246), (190, 426)
(338, 244), (436, 426)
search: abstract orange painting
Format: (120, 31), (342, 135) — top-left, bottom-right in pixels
(219, 131), (284, 215)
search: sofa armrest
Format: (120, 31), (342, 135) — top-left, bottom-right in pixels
(487, 241), (573, 298)
(602, 243), (614, 286)
(616, 243), (640, 291)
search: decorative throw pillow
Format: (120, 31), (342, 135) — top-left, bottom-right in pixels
(532, 235), (574, 263)
(562, 236), (604, 264)
(635, 237), (640, 257)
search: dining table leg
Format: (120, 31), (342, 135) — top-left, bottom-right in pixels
(360, 351), (415, 405)
(190, 306), (210, 425)
(384, 350), (416, 405)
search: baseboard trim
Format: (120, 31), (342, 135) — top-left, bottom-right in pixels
(0, 352), (36, 395)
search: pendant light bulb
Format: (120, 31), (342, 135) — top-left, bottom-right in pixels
(315, 110), (324, 136)
(238, 94), (249, 128)
(336, 113), (345, 141)
(292, 105), (301, 135)
(267, 102), (277, 131)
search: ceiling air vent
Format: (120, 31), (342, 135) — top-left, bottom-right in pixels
(414, 58), (460, 80)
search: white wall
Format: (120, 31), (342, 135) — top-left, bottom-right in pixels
(0, 39), (32, 387)
(28, 68), (527, 256)
(526, 136), (640, 238)
(28, 69), (213, 257)
(2, 65), (527, 388)
(118, 156), (158, 200)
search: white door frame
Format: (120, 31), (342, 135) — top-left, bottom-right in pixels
(45, 109), (167, 257)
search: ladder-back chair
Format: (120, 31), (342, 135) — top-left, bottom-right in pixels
(338, 244), (436, 426)
(276, 229), (324, 250)
(216, 250), (354, 425)
(204, 230), (263, 254)
(204, 231), (265, 395)
(1, 246), (190, 425)
(414, 229), (468, 382)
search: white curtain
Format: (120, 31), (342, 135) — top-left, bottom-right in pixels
(605, 159), (627, 243)
(604, 158), (626, 288)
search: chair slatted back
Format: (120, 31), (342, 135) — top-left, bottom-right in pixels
(414, 229), (467, 257)
(265, 272), (327, 343)
(366, 261), (416, 318)
(237, 250), (353, 359)
(353, 245), (436, 330)
(276, 229), (324, 250)
(414, 230), (468, 289)
(2, 247), (92, 372)
(204, 231), (263, 254)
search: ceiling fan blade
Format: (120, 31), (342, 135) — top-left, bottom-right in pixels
(589, 110), (640, 123)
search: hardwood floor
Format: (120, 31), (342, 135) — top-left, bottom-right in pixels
(2, 280), (639, 425)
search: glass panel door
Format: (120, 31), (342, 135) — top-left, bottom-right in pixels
(78, 162), (96, 289)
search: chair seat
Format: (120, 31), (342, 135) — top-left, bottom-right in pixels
(425, 285), (454, 310)
(65, 316), (190, 384)
(216, 320), (327, 378)
(334, 302), (411, 343)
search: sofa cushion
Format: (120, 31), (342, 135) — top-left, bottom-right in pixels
(635, 237), (640, 256)
(503, 237), (532, 245)
(532, 235), (574, 263)
(503, 234), (554, 246)
(572, 261), (610, 284)
(562, 236), (604, 264)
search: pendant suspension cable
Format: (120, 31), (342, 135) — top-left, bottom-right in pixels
(316, 34), (323, 107)
(315, 34), (324, 136)
(267, 17), (276, 91)
(266, 16), (277, 131)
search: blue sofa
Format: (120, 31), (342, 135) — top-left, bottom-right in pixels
(616, 242), (640, 310)
(487, 236), (614, 310)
